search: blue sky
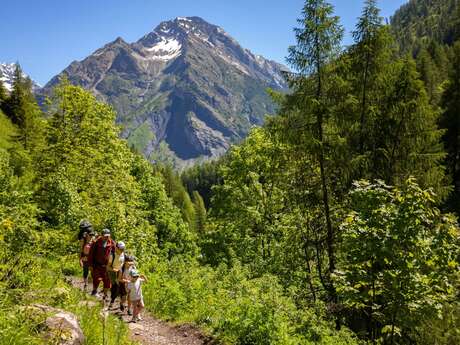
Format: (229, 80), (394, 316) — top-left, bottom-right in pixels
(0, 0), (406, 85)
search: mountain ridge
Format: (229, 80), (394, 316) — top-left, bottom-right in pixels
(42, 16), (288, 167)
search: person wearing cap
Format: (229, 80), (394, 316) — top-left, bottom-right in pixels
(118, 255), (136, 314)
(127, 269), (148, 322)
(79, 230), (95, 290)
(87, 228), (115, 300)
(78, 220), (94, 248)
(107, 241), (126, 309)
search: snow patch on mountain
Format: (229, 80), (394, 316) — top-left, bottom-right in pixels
(176, 17), (192, 22)
(0, 62), (41, 92)
(144, 38), (182, 61)
(0, 63), (16, 91)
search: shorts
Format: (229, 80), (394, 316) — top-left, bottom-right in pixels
(132, 298), (144, 308)
(92, 266), (111, 290)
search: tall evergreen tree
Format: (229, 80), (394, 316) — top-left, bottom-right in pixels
(440, 41), (460, 212)
(160, 165), (197, 228)
(192, 190), (207, 234)
(416, 47), (439, 103)
(285, 0), (344, 302)
(351, 0), (383, 153)
(375, 56), (446, 197)
(4, 64), (45, 152)
(0, 80), (7, 107)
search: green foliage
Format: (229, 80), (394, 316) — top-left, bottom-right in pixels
(127, 122), (155, 154)
(38, 81), (140, 232)
(143, 258), (358, 345)
(440, 41), (460, 214)
(338, 179), (459, 343)
(181, 159), (223, 208)
(159, 164), (197, 227)
(192, 191), (207, 234)
(0, 254), (134, 345)
(210, 127), (288, 271)
(131, 156), (198, 258)
(3, 64), (46, 154)
(391, 0), (460, 53)
(415, 301), (460, 345)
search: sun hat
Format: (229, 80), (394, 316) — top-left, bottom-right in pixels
(117, 241), (125, 250)
(102, 229), (111, 237)
(130, 269), (140, 277)
(79, 219), (92, 229)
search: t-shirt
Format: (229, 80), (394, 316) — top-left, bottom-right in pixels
(128, 278), (144, 301)
(111, 251), (125, 271)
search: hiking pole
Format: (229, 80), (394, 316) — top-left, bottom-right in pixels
(102, 310), (108, 345)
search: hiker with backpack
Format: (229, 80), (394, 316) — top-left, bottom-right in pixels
(79, 230), (95, 290)
(107, 241), (126, 309)
(87, 228), (115, 301)
(78, 220), (93, 244)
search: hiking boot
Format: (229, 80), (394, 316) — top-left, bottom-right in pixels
(127, 310), (132, 316)
(129, 318), (137, 323)
(136, 315), (142, 321)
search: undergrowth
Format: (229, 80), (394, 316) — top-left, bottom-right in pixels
(141, 258), (359, 345)
(0, 252), (135, 345)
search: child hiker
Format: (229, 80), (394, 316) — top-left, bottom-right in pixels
(127, 269), (147, 323)
(118, 255), (136, 314)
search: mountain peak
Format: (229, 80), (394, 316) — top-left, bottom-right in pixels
(0, 62), (40, 92)
(43, 17), (288, 166)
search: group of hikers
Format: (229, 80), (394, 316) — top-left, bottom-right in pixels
(78, 220), (147, 323)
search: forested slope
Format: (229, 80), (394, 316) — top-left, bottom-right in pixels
(391, 0), (460, 53)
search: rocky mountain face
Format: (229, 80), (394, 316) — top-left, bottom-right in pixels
(0, 63), (40, 92)
(42, 17), (288, 166)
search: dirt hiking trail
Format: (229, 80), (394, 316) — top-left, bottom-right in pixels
(69, 277), (215, 345)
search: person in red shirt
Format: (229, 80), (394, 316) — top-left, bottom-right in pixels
(88, 228), (115, 301)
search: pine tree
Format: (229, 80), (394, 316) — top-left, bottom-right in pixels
(286, 0), (344, 302)
(5, 64), (26, 126)
(416, 47), (439, 103)
(192, 190), (207, 234)
(440, 41), (460, 212)
(351, 0), (383, 153)
(0, 80), (7, 107)
(372, 56), (447, 198)
(160, 165), (197, 227)
(4, 64), (45, 152)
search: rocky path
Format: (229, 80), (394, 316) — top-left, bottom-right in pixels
(69, 277), (214, 345)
